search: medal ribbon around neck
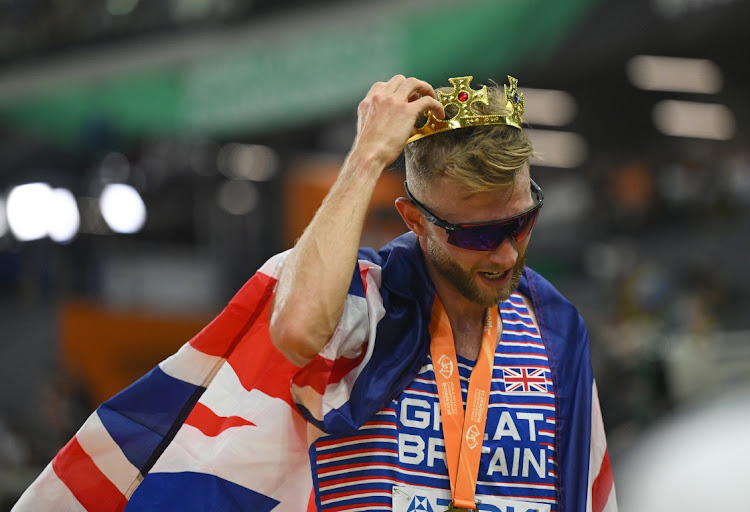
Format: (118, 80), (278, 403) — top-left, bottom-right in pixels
(429, 295), (497, 510)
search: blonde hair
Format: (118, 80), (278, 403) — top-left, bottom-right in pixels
(405, 81), (535, 193)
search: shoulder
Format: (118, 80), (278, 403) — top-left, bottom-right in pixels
(518, 266), (589, 342)
(519, 267), (581, 316)
(358, 232), (420, 265)
(358, 233), (433, 300)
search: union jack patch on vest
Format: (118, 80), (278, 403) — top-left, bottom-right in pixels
(501, 366), (549, 393)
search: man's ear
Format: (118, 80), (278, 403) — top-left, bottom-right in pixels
(395, 197), (428, 237)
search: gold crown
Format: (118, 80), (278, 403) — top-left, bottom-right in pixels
(406, 75), (524, 144)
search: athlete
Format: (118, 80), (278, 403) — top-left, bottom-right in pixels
(271, 75), (617, 511)
(15, 74), (615, 512)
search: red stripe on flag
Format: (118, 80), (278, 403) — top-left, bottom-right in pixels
(52, 436), (128, 511)
(226, 314), (301, 409)
(189, 271), (277, 357)
(307, 489), (317, 512)
(293, 348), (367, 395)
(185, 268), (303, 411)
(592, 449), (614, 512)
(359, 264), (369, 295)
(184, 402), (255, 437)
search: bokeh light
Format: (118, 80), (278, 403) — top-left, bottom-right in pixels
(48, 188), (81, 243)
(99, 184), (147, 234)
(7, 183), (53, 242)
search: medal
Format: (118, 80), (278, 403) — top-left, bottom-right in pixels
(446, 503), (478, 511)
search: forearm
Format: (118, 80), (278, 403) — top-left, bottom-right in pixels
(269, 75), (443, 366)
(270, 149), (384, 366)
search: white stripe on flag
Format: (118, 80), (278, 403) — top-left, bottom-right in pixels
(601, 490), (618, 512)
(77, 412), (141, 497)
(587, 380), (616, 512)
(319, 294), (372, 361)
(12, 463), (86, 512)
(197, 357), (274, 419)
(257, 250), (290, 279)
(159, 342), (225, 387)
(151, 363), (312, 512)
(320, 269), (385, 416)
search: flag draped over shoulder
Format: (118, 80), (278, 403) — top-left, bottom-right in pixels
(520, 265), (616, 511)
(14, 253), (317, 512)
(15, 233), (616, 512)
(291, 235), (616, 511)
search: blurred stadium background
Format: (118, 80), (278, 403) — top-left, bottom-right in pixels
(1, 0), (749, 509)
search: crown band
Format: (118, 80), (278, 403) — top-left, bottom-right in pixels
(406, 75), (524, 144)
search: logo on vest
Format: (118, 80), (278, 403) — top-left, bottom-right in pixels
(437, 355), (454, 379)
(407, 495), (435, 512)
(465, 424), (481, 449)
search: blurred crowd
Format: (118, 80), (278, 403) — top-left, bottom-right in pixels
(544, 136), (750, 459)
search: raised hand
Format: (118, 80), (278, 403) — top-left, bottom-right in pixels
(270, 75), (443, 366)
(352, 75), (445, 168)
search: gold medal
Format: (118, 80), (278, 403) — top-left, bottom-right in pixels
(446, 503), (478, 511)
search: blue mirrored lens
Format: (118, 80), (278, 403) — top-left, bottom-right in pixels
(446, 209), (539, 251)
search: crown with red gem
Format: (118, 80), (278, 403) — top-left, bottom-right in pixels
(407, 75), (524, 144)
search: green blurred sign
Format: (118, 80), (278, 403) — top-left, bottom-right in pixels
(180, 24), (401, 135)
(0, 0), (599, 147)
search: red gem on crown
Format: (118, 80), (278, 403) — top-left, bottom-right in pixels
(457, 91), (469, 102)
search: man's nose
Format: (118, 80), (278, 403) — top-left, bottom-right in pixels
(487, 237), (518, 267)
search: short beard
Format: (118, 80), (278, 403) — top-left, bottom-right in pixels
(426, 233), (526, 307)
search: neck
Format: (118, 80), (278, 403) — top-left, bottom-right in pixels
(426, 261), (488, 360)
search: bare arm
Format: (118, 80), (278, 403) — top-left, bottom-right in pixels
(269, 75), (444, 366)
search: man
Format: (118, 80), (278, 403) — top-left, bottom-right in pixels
(15, 75), (614, 512)
(272, 75), (616, 511)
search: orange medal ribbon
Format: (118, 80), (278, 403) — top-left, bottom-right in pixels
(429, 296), (498, 511)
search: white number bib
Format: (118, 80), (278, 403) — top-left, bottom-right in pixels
(392, 484), (551, 512)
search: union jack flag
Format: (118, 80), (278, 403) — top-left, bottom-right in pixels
(501, 366), (549, 393)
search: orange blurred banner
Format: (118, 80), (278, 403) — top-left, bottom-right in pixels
(61, 300), (213, 404)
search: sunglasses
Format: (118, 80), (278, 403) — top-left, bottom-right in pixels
(404, 179), (544, 251)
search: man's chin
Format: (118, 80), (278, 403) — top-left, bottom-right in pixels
(474, 285), (514, 307)
(473, 267), (523, 306)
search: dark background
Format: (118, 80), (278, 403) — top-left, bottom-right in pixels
(1, 0), (748, 509)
